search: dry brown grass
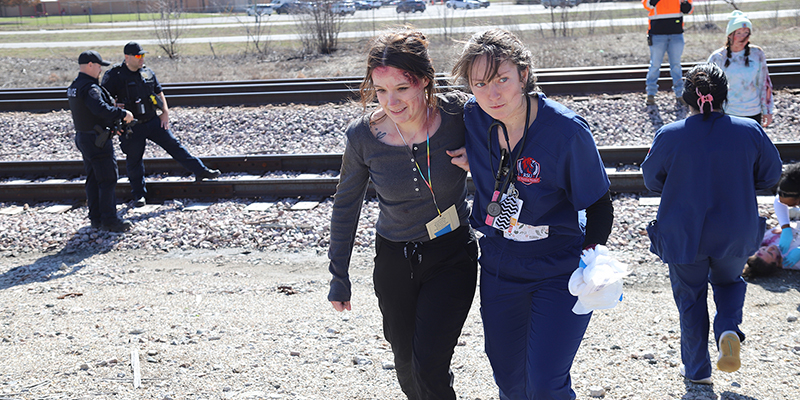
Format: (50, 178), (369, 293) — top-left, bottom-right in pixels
(2, 25), (799, 88)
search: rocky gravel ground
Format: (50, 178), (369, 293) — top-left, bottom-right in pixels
(1, 90), (799, 399)
(2, 90), (799, 162)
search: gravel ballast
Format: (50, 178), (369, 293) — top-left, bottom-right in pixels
(1, 91), (799, 399)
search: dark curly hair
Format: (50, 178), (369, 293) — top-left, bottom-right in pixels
(743, 254), (781, 278)
(777, 163), (800, 198)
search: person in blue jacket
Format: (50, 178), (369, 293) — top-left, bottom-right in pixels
(450, 28), (614, 399)
(642, 63), (782, 385)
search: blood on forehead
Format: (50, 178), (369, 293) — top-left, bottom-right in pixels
(373, 66), (420, 87)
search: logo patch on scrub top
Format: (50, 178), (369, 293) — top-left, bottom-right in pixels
(516, 157), (541, 185)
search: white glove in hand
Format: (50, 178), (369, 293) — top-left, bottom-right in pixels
(568, 245), (629, 315)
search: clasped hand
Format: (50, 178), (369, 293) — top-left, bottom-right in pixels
(447, 147), (469, 172)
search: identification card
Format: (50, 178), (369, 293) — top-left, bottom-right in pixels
(504, 222), (549, 242)
(425, 204), (460, 240)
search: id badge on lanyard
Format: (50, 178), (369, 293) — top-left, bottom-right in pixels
(425, 204), (460, 240)
(482, 96), (549, 242)
(485, 182), (522, 231)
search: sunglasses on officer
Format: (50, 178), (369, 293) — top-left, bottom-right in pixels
(132, 54), (144, 59)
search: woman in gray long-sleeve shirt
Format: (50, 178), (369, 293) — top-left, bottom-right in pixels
(327, 28), (478, 400)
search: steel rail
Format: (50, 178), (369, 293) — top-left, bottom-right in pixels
(0, 173), (640, 202)
(4, 143), (800, 178)
(2, 59), (799, 111)
(5, 57), (799, 95)
(3, 143), (800, 202)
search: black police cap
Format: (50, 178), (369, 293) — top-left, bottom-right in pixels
(124, 42), (148, 56)
(78, 50), (111, 66)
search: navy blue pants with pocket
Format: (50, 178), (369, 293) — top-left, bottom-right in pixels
(479, 236), (590, 400)
(668, 254), (747, 381)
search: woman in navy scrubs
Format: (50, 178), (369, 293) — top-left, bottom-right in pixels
(642, 63), (781, 384)
(451, 28), (614, 399)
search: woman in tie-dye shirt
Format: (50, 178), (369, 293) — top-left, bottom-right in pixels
(708, 10), (773, 127)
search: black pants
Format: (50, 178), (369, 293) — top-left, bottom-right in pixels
(120, 117), (208, 199)
(373, 226), (478, 400)
(75, 130), (120, 225)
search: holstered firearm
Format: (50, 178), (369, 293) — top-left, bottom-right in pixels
(93, 124), (111, 148)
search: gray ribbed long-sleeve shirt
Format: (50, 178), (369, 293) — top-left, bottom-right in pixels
(327, 92), (470, 302)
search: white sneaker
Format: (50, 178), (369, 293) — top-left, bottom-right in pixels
(717, 331), (741, 372)
(679, 364), (712, 385)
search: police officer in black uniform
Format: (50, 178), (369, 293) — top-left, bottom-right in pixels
(67, 50), (134, 232)
(101, 42), (221, 208)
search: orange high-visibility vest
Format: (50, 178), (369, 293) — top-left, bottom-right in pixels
(643, 0), (693, 32)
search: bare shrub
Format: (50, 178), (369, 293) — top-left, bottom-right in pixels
(294, 0), (349, 55)
(695, 0), (738, 31)
(723, 0), (740, 10)
(150, 0), (184, 59)
(547, 6), (573, 37)
(432, 5), (454, 41)
(769, 2), (781, 29)
(364, 6), (381, 37)
(239, 13), (273, 59)
(582, 0), (602, 35)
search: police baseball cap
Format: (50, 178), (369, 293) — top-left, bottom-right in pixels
(78, 50), (111, 66)
(124, 42), (148, 56)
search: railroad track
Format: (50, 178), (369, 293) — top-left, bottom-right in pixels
(2, 58), (799, 111)
(3, 143), (799, 203)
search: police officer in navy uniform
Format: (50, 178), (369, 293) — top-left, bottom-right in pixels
(101, 42), (220, 208)
(67, 50), (134, 232)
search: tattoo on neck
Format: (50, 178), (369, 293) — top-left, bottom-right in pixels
(376, 130), (387, 140)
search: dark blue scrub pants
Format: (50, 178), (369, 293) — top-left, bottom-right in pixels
(668, 254), (747, 381)
(479, 236), (589, 400)
(75, 131), (121, 225)
(373, 226), (478, 400)
(120, 117), (209, 199)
